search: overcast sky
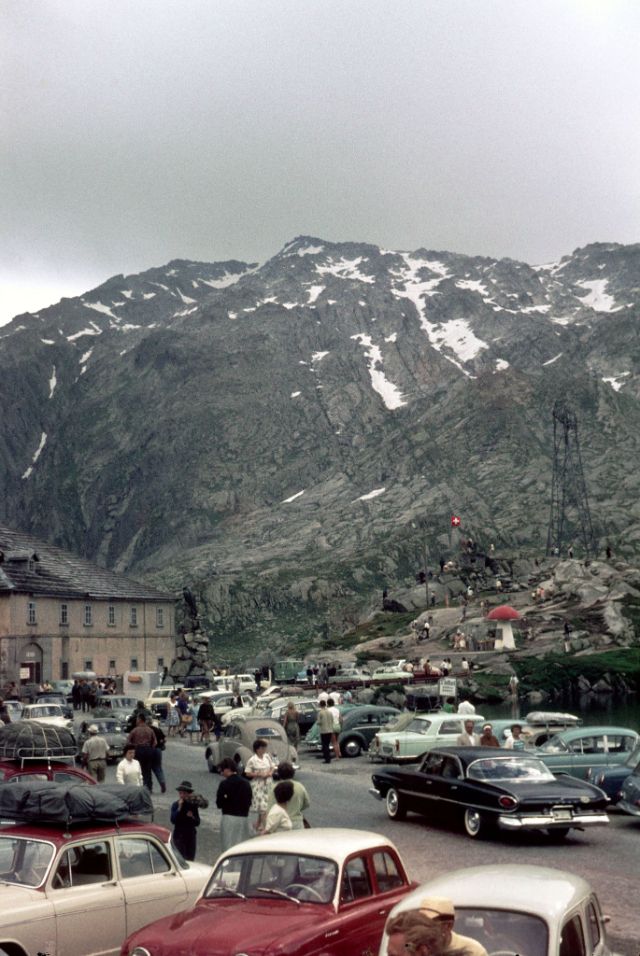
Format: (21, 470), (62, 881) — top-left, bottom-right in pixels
(2, 0), (639, 324)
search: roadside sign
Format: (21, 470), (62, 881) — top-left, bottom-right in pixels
(438, 677), (457, 698)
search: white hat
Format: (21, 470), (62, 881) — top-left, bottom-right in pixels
(88, 724), (99, 734)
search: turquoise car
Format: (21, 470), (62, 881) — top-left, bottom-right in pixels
(536, 725), (638, 780)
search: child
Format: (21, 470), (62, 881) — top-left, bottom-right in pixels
(261, 780), (293, 834)
(171, 780), (200, 860)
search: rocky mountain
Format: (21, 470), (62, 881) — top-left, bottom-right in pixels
(2, 237), (640, 660)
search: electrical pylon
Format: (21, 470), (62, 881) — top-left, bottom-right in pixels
(546, 399), (598, 558)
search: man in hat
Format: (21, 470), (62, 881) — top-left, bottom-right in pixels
(385, 897), (487, 956)
(81, 724), (109, 781)
(171, 781), (200, 861)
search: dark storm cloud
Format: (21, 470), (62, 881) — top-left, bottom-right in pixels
(2, 0), (640, 322)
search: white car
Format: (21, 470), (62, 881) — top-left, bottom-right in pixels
(195, 691), (254, 718)
(0, 819), (212, 956)
(380, 864), (620, 956)
(370, 661), (413, 683)
(21, 703), (73, 730)
(369, 711), (485, 763)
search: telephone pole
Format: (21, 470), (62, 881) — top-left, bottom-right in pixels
(546, 399), (597, 558)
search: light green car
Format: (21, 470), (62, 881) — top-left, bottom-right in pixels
(369, 711), (485, 763)
(536, 725), (638, 779)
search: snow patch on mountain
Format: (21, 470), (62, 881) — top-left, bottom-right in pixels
(200, 269), (250, 289)
(311, 351), (329, 363)
(41, 338), (55, 345)
(176, 289), (197, 305)
(67, 326), (102, 342)
(495, 359), (509, 371)
(543, 353), (563, 366)
(351, 334), (407, 410)
(316, 257), (375, 284)
(434, 319), (489, 363)
(282, 489), (305, 503)
(456, 279), (489, 295)
(307, 285), (325, 305)
(603, 372), (630, 391)
(355, 487), (386, 502)
(83, 301), (115, 319)
(576, 279), (621, 312)
(48, 366), (57, 398)
(21, 432), (47, 480)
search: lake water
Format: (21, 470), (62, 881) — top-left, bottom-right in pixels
(484, 694), (640, 731)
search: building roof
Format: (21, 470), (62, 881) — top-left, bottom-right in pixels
(0, 525), (175, 602)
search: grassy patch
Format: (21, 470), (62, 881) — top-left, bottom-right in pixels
(514, 649), (640, 695)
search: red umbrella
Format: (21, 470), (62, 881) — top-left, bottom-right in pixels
(486, 605), (521, 621)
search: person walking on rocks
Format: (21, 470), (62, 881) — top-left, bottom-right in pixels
(81, 724), (109, 781)
(216, 757), (252, 852)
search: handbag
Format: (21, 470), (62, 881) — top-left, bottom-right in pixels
(181, 713), (192, 725)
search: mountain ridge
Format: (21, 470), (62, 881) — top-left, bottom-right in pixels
(2, 236), (639, 658)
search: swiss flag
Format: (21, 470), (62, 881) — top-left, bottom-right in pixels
(450, 515), (461, 527)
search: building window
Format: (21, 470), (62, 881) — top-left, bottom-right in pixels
(60, 603), (69, 625)
(156, 607), (164, 628)
(61, 662), (69, 679)
(108, 605), (116, 626)
(84, 659), (93, 671)
(108, 659), (116, 671)
(27, 601), (37, 625)
(84, 604), (93, 626)
(130, 606), (138, 627)
(157, 657), (164, 669)
(130, 658), (138, 671)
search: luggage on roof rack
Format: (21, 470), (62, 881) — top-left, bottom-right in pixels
(0, 781), (153, 825)
(0, 722), (78, 761)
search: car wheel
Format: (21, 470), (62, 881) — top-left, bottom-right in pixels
(463, 808), (485, 838)
(386, 787), (407, 821)
(547, 827), (570, 842)
(341, 737), (362, 758)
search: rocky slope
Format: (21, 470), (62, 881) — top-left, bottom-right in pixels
(2, 238), (640, 660)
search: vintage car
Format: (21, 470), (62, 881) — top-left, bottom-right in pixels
(120, 828), (416, 956)
(0, 759), (95, 786)
(0, 819), (212, 956)
(77, 718), (128, 763)
(305, 705), (401, 758)
(93, 695), (140, 722)
(586, 739), (640, 804)
(370, 746), (610, 839)
(370, 660), (412, 683)
(331, 666), (371, 687)
(35, 694), (74, 720)
(194, 690), (254, 718)
(144, 687), (178, 720)
(369, 711), (485, 762)
(20, 703), (74, 731)
(2, 700), (23, 721)
(536, 725), (638, 779)
(380, 864), (621, 956)
(205, 716), (298, 772)
(618, 761), (640, 817)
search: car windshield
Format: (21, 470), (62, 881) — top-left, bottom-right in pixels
(384, 713), (416, 734)
(0, 836), (55, 887)
(94, 720), (120, 733)
(30, 706), (61, 717)
(468, 757), (555, 782)
(206, 852), (337, 903)
(454, 907), (548, 956)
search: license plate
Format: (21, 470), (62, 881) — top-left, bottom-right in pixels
(552, 809), (572, 821)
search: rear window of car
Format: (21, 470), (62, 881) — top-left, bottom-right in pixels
(455, 908), (547, 956)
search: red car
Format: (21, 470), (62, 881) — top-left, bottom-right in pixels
(121, 828), (416, 956)
(0, 760), (95, 785)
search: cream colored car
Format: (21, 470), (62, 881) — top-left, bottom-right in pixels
(0, 821), (212, 956)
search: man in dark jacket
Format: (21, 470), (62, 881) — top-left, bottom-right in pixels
(216, 757), (252, 852)
(171, 780), (200, 861)
(126, 715), (157, 790)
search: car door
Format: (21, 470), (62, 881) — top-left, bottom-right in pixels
(566, 734), (605, 778)
(330, 852), (389, 956)
(434, 718), (464, 746)
(50, 837), (126, 956)
(116, 835), (189, 936)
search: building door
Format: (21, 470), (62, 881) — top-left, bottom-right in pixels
(20, 643), (43, 686)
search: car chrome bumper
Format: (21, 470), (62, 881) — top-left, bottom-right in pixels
(499, 811), (610, 830)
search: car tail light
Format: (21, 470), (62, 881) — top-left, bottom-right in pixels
(498, 795), (518, 809)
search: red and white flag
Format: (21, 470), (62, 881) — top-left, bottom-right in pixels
(450, 515), (461, 527)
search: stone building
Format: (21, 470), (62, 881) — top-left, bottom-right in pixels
(0, 526), (176, 687)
